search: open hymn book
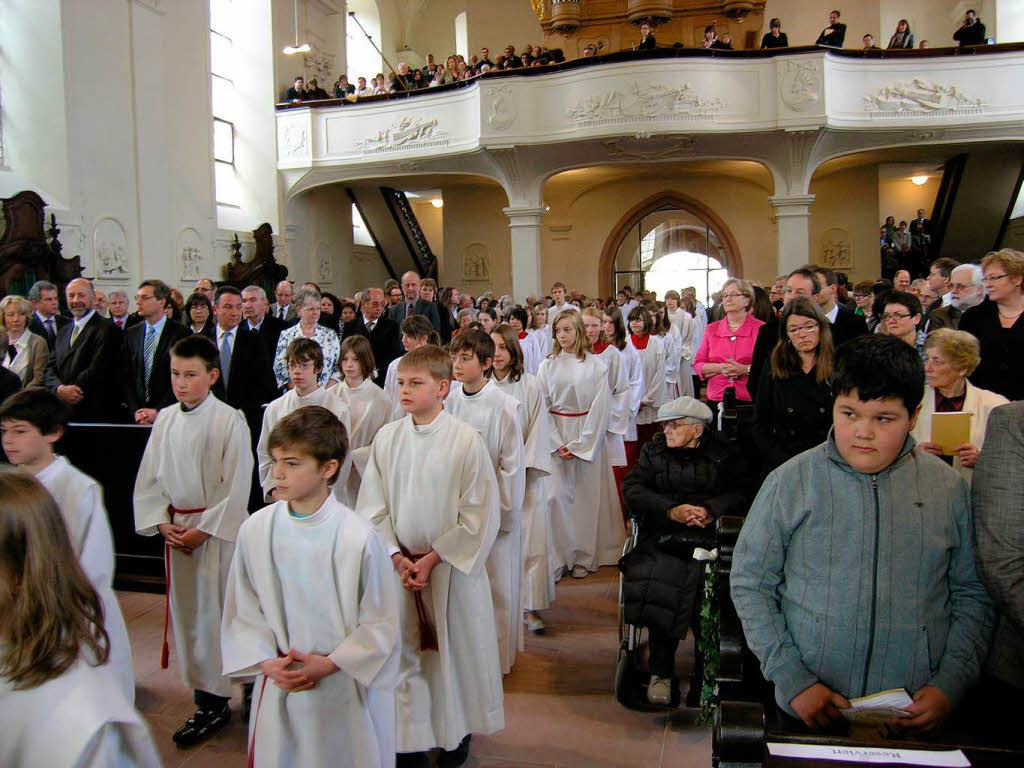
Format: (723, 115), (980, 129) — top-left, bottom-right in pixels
(840, 688), (914, 722)
(931, 412), (973, 455)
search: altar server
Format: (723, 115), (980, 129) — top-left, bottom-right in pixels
(537, 311), (624, 578)
(257, 337), (351, 503)
(222, 407), (399, 768)
(447, 329), (526, 673)
(0, 388), (134, 703)
(491, 325), (557, 633)
(654, 302), (683, 401)
(357, 345), (504, 767)
(602, 307), (644, 491)
(582, 308), (629, 471)
(0, 468), (161, 768)
(384, 315), (440, 421)
(508, 307), (541, 377)
(331, 336), (391, 503)
(134, 334), (254, 747)
(528, 304), (553, 365)
(628, 305), (667, 448)
(665, 291), (696, 397)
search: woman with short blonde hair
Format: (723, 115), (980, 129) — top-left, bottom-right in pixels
(0, 295), (48, 387)
(912, 328), (1008, 482)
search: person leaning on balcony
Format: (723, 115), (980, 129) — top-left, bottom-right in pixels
(815, 9), (846, 47)
(635, 22), (657, 51)
(700, 24), (717, 49)
(862, 33), (880, 50)
(887, 19), (914, 49)
(283, 75), (306, 102)
(760, 18), (789, 49)
(711, 32), (734, 50)
(953, 9), (987, 47)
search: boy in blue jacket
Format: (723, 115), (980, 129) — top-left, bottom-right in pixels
(732, 335), (993, 734)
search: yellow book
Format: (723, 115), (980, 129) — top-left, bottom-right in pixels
(932, 411), (973, 456)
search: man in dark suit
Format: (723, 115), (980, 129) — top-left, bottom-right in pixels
(909, 209), (931, 246)
(811, 265), (869, 347)
(210, 286), (278, 418)
(27, 280), (71, 350)
(241, 285), (286, 359)
(347, 287), (402, 388)
(388, 271), (441, 332)
(815, 9), (846, 47)
(122, 280), (189, 424)
(269, 279), (297, 323)
(748, 268), (821, 399)
(42, 278), (121, 422)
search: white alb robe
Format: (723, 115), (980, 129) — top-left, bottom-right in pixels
(537, 351), (625, 572)
(631, 335), (667, 425)
(0, 658), (160, 768)
(222, 497), (399, 768)
(493, 372), (557, 612)
(133, 395), (253, 696)
(257, 386), (353, 501)
(382, 355), (405, 422)
(547, 302), (579, 329)
(595, 345), (629, 467)
(619, 342), (645, 443)
(357, 411), (504, 752)
(517, 332), (542, 377)
(446, 380), (526, 674)
(529, 327), (553, 362)
(37, 457), (134, 704)
(329, 378), (392, 502)
(660, 325), (682, 400)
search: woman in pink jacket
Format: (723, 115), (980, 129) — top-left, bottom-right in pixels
(693, 278), (763, 406)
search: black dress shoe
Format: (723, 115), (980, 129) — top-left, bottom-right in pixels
(172, 705), (231, 747)
(437, 734), (471, 767)
(396, 752), (430, 768)
(241, 682), (254, 723)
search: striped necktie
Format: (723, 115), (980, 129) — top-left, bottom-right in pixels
(70, 323), (82, 347)
(143, 325), (158, 401)
(220, 330), (233, 389)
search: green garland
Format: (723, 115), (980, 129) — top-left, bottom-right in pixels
(696, 559), (720, 726)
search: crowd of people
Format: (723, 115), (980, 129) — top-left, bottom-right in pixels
(281, 10), (992, 103)
(0, 245), (1022, 766)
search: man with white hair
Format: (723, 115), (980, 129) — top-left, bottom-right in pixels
(270, 280), (296, 322)
(241, 285), (285, 358)
(388, 270), (440, 332)
(42, 277), (122, 421)
(108, 289), (131, 329)
(926, 263), (984, 332)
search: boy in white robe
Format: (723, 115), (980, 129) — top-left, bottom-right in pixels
(133, 334), (254, 747)
(0, 388), (135, 703)
(447, 330), (526, 674)
(257, 337), (352, 503)
(357, 345), (504, 768)
(223, 406), (399, 768)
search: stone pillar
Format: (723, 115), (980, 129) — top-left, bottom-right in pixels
(503, 206), (545, 302)
(769, 194), (815, 275)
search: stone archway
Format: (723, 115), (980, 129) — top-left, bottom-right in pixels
(597, 191), (742, 297)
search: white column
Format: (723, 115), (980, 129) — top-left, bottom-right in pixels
(769, 194), (815, 275)
(503, 206), (546, 302)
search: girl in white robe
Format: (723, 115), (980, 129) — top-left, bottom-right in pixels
(222, 496), (399, 768)
(582, 308), (629, 469)
(383, 316), (440, 422)
(537, 311), (625, 577)
(134, 392), (254, 704)
(331, 336), (392, 503)
(0, 468), (161, 768)
(666, 291), (696, 398)
(655, 303), (682, 401)
(490, 326), (557, 630)
(528, 304), (553, 363)
(357, 384), (504, 755)
(627, 305), (667, 449)
(507, 306), (541, 377)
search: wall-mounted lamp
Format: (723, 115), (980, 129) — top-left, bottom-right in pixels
(911, 175), (929, 186)
(283, 0), (311, 54)
(431, 199), (444, 208)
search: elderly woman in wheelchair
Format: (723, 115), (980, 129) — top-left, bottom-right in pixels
(620, 396), (755, 707)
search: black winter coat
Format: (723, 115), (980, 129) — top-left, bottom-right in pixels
(619, 431), (754, 638)
(754, 361), (834, 475)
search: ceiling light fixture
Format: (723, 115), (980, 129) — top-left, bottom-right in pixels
(283, 0), (311, 55)
(431, 198), (443, 208)
(911, 175), (929, 186)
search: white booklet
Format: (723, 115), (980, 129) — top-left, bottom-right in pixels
(840, 688), (914, 722)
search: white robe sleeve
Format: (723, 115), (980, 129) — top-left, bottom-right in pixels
(357, 437), (402, 558)
(327, 529), (399, 688)
(641, 340), (666, 407)
(197, 411), (255, 541)
(494, 410), (526, 534)
(680, 313), (696, 362)
(606, 351), (630, 437)
(432, 433), (500, 578)
(626, 347), (645, 413)
(133, 415), (172, 536)
(257, 403), (276, 496)
(521, 385), (551, 477)
(72, 723), (162, 768)
(566, 363), (611, 462)
(77, 484), (116, 589)
(221, 522), (280, 677)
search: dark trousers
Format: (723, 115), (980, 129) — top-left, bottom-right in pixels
(194, 689), (231, 710)
(648, 626), (680, 678)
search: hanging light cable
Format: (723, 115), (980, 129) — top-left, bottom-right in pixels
(283, 0), (311, 54)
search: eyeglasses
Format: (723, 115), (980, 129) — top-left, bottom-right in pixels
(287, 361), (316, 371)
(983, 274), (1009, 283)
(883, 312), (912, 322)
(721, 292), (744, 300)
(786, 323), (819, 336)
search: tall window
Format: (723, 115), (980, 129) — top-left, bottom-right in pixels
(211, 0), (239, 207)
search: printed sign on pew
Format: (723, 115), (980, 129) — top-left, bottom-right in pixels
(768, 742), (970, 767)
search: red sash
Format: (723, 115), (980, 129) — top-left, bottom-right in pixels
(630, 333), (650, 350)
(399, 544), (439, 652)
(593, 340), (609, 354)
(160, 506), (206, 669)
(518, 331), (529, 340)
(550, 409), (589, 417)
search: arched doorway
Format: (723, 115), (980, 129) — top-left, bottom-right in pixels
(598, 192), (741, 305)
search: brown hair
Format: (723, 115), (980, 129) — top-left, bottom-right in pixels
(491, 324), (525, 382)
(0, 387), (73, 436)
(981, 249), (1024, 290)
(450, 329), (495, 376)
(924, 328), (982, 376)
(340, 335), (376, 381)
(581, 307), (603, 350)
(398, 344), (452, 382)
(285, 337), (324, 374)
(601, 306), (628, 350)
(551, 310), (588, 360)
(268, 406), (348, 485)
(0, 468), (109, 690)
(401, 315), (441, 346)
(770, 297), (834, 383)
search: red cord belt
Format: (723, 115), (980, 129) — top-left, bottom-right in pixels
(550, 409), (589, 417)
(399, 544), (439, 652)
(160, 506), (206, 670)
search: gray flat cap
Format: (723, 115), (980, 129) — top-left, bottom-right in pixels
(655, 396), (713, 425)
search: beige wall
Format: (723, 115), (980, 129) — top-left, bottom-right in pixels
(878, 172), (939, 228)
(809, 164), (880, 283)
(761, 0), (880, 48)
(410, 199), (445, 262)
(440, 184), (513, 297)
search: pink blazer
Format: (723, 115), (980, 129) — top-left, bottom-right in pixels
(693, 314), (764, 402)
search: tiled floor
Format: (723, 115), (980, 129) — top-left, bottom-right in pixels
(123, 568), (711, 767)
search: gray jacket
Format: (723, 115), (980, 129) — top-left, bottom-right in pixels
(972, 402), (1024, 690)
(732, 432), (994, 716)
